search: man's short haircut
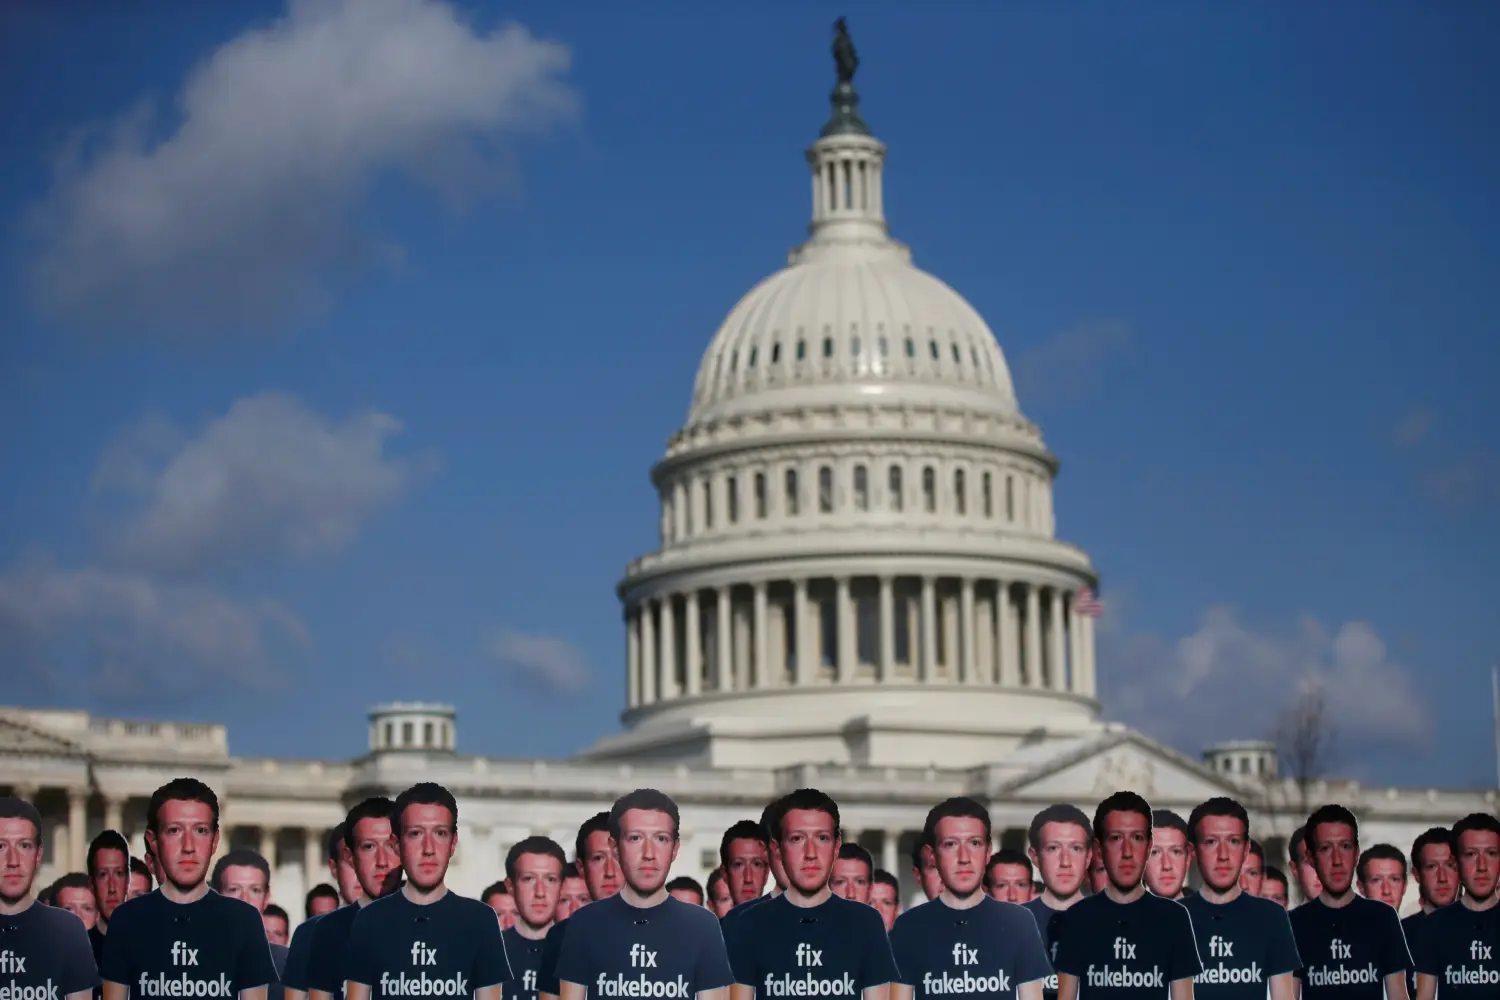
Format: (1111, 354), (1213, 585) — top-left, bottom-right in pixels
(343, 797), (396, 849)
(575, 811), (611, 866)
(86, 830), (131, 877)
(0, 797), (43, 841)
(1410, 827), (1455, 872)
(609, 789), (681, 842)
(1093, 791), (1153, 838)
(325, 823), (347, 865)
(872, 868), (899, 891)
(129, 856), (153, 888)
(1357, 843), (1407, 882)
(922, 796), (992, 845)
(482, 880), (509, 903)
(770, 788), (840, 841)
(720, 819), (770, 870)
(910, 831), (933, 871)
(1263, 865), (1288, 890)
(51, 871), (91, 895)
(147, 777), (220, 833)
(1305, 804), (1359, 847)
(1247, 840), (1264, 861)
(985, 848), (1034, 887)
(1027, 804), (1093, 852)
(304, 882), (338, 917)
(505, 836), (568, 881)
(758, 797), (783, 840)
(836, 842), (874, 878)
(1452, 812), (1500, 841)
(705, 868), (727, 897)
(666, 875), (704, 900)
(211, 848), (270, 891)
(392, 782), (458, 835)
(263, 902), (289, 924)
(1150, 809), (1189, 839)
(1186, 797), (1248, 844)
(1288, 826), (1307, 864)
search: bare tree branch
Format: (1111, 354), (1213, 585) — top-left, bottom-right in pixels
(1275, 683), (1338, 815)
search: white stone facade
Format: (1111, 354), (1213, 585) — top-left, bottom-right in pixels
(2, 60), (1489, 935)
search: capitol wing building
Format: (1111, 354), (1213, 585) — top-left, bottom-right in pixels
(2, 62), (1488, 926)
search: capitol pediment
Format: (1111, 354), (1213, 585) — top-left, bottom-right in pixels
(0, 715), (85, 757)
(997, 728), (1242, 809)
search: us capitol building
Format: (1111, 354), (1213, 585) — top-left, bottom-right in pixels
(1, 45), (1487, 927)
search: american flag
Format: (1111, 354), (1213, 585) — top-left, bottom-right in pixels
(1076, 586), (1104, 617)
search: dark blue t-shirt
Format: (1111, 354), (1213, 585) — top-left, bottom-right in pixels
(1412, 902), (1500, 997)
(1289, 896), (1410, 999)
(504, 926), (549, 1000)
(308, 900), (364, 995)
(1399, 910), (1426, 999)
(344, 891), (512, 996)
(1051, 891), (1202, 996)
(1180, 891), (1301, 998)
(890, 897), (1052, 999)
(0, 901), (99, 995)
(725, 893), (898, 997)
(1019, 898), (1065, 1000)
(281, 910), (325, 991)
(536, 920), (569, 997)
(99, 889), (279, 994)
(557, 894), (734, 999)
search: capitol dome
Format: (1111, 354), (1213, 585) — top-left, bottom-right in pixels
(586, 55), (1103, 771)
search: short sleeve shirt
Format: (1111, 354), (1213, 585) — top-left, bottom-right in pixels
(281, 911), (326, 992)
(0, 901), (99, 995)
(724, 893), (898, 996)
(1180, 892), (1301, 999)
(1412, 902), (1500, 997)
(343, 891), (512, 996)
(1289, 896), (1410, 999)
(556, 894), (734, 999)
(98, 889), (279, 994)
(1019, 898), (1064, 1000)
(890, 897), (1052, 999)
(504, 925), (549, 1000)
(536, 921), (569, 996)
(1051, 891), (1203, 997)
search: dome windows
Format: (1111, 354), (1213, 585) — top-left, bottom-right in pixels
(922, 466), (936, 512)
(818, 466), (834, 512)
(727, 475), (740, 523)
(771, 342), (782, 364)
(904, 337), (915, 358)
(982, 472), (993, 518)
(748, 347), (758, 368)
(703, 480), (714, 528)
(888, 465), (904, 512)
(853, 464), (869, 511)
(822, 336), (834, 359)
(954, 469), (967, 515)
(785, 469), (800, 515)
(754, 473), (768, 519)
(929, 340), (939, 361)
(796, 339), (807, 361)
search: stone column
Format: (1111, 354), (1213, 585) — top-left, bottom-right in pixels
(640, 601), (657, 705)
(1067, 595), (1082, 695)
(752, 582), (770, 688)
(626, 610), (641, 709)
(877, 576), (895, 682)
(660, 595), (678, 700)
(1080, 613), (1097, 696)
(104, 795), (125, 836)
(882, 830), (899, 877)
(68, 789), (87, 872)
(835, 577), (855, 683)
(260, 826), (278, 866)
(304, 828), (322, 882)
(919, 576), (937, 681)
(684, 592), (702, 697)
(793, 579), (813, 686)
(716, 588), (733, 692)
(1024, 584), (1042, 687)
(996, 583), (1017, 686)
(1048, 589), (1067, 692)
(959, 578), (976, 683)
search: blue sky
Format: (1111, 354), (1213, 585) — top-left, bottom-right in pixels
(1, 0), (1496, 788)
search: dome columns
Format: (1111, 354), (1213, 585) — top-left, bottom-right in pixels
(622, 576), (1097, 714)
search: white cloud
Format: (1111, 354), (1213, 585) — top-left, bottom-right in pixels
(1014, 320), (1132, 408)
(0, 552), (306, 702)
(27, 0), (575, 337)
(94, 391), (432, 574)
(1101, 605), (1429, 760)
(485, 629), (589, 694)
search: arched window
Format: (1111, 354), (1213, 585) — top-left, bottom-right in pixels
(982, 472), (993, 518)
(888, 465), (903, 512)
(954, 469), (967, 515)
(853, 465), (869, 511)
(922, 467), (936, 513)
(818, 466), (834, 513)
(754, 472), (767, 519)
(785, 469), (800, 516)
(726, 475), (739, 524)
